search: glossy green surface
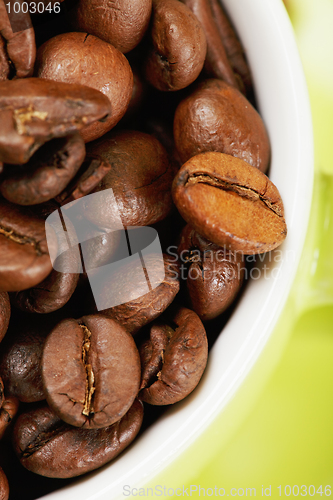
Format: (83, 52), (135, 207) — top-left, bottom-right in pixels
(141, 0), (333, 497)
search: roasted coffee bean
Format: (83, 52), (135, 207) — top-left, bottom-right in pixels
(35, 32), (133, 142)
(180, 0), (240, 89)
(0, 396), (19, 440)
(177, 225), (244, 321)
(42, 314), (141, 428)
(13, 399), (143, 478)
(144, 0), (206, 91)
(0, 199), (58, 292)
(97, 253), (180, 335)
(0, 465), (8, 500)
(0, 293), (10, 343)
(172, 152), (287, 254)
(54, 154), (111, 205)
(0, 35), (10, 81)
(0, 78), (111, 165)
(0, 315), (51, 403)
(70, 0), (152, 54)
(0, 0), (35, 79)
(208, 0), (252, 95)
(139, 307), (208, 405)
(174, 79), (270, 172)
(0, 134), (86, 206)
(83, 130), (175, 228)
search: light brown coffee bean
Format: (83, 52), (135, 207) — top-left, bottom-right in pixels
(144, 0), (207, 91)
(70, 0), (152, 54)
(172, 152), (287, 254)
(35, 32), (133, 143)
(173, 78), (270, 172)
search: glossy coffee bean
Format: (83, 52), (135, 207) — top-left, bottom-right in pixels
(0, 134), (86, 206)
(172, 152), (287, 254)
(70, 0), (152, 53)
(144, 0), (206, 91)
(180, 0), (239, 89)
(139, 307), (208, 405)
(42, 315), (141, 428)
(0, 199), (58, 292)
(177, 225), (244, 321)
(83, 130), (175, 228)
(13, 399), (143, 478)
(98, 253), (180, 335)
(173, 79), (270, 172)
(0, 315), (51, 403)
(0, 0), (35, 79)
(0, 293), (10, 343)
(0, 78), (111, 165)
(35, 32), (133, 142)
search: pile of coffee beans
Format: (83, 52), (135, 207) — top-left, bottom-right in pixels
(0, 0), (287, 498)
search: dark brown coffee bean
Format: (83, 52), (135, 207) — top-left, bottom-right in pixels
(35, 32), (133, 143)
(0, 396), (19, 440)
(83, 130), (175, 228)
(0, 199), (58, 291)
(0, 0), (35, 79)
(177, 225), (244, 321)
(0, 134), (86, 206)
(70, 0), (152, 54)
(174, 79), (270, 172)
(208, 0), (252, 95)
(180, 0), (240, 89)
(98, 253), (180, 335)
(42, 314), (141, 428)
(172, 152), (287, 254)
(0, 465), (9, 500)
(13, 399), (143, 478)
(139, 306), (208, 405)
(0, 78), (111, 165)
(144, 0), (206, 91)
(54, 154), (111, 205)
(0, 315), (51, 402)
(0, 293), (10, 343)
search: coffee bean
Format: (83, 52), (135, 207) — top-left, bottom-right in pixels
(13, 399), (143, 478)
(0, 134), (86, 206)
(0, 35), (10, 81)
(97, 253), (180, 335)
(144, 0), (207, 91)
(139, 307), (208, 405)
(83, 130), (175, 228)
(177, 225), (244, 321)
(0, 396), (19, 440)
(0, 199), (58, 291)
(173, 78), (270, 171)
(0, 78), (111, 165)
(54, 154), (111, 205)
(0, 465), (9, 500)
(0, 293), (10, 344)
(42, 314), (141, 428)
(172, 151), (287, 254)
(35, 32), (133, 142)
(70, 0), (152, 54)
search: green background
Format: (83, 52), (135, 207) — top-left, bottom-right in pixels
(144, 0), (333, 497)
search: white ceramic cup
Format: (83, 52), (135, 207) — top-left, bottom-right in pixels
(41, 0), (313, 498)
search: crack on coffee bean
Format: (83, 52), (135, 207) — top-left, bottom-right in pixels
(133, 165), (169, 190)
(20, 423), (68, 458)
(185, 174), (283, 217)
(58, 393), (83, 406)
(0, 225), (44, 255)
(80, 324), (95, 418)
(13, 106), (48, 135)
